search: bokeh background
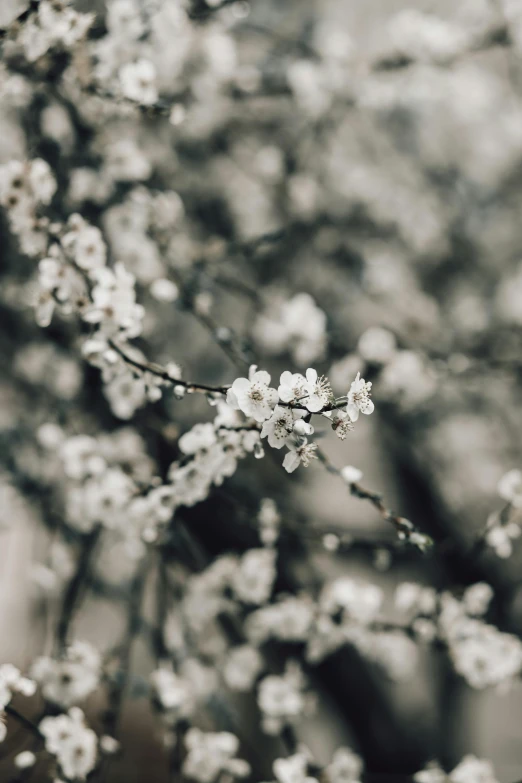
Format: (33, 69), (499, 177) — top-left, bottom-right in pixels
(2, 0), (522, 781)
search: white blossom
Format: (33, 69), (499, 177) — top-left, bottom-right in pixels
(261, 406), (296, 449)
(278, 371), (307, 404)
(346, 372), (374, 422)
(150, 668), (195, 718)
(223, 645), (263, 692)
(497, 469), (522, 507)
(282, 440), (318, 473)
(120, 59), (158, 105)
(39, 707), (97, 780)
(31, 641), (101, 708)
(273, 753), (317, 783)
(62, 220), (107, 271)
(183, 728), (250, 783)
(258, 662), (312, 735)
(302, 368), (332, 413)
(324, 747), (363, 783)
(231, 548), (277, 605)
(227, 368), (278, 422)
(83, 263), (144, 338)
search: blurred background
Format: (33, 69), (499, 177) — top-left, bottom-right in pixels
(2, 0), (522, 781)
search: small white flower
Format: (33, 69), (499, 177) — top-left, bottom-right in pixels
(278, 371), (307, 404)
(346, 372), (374, 421)
(273, 753), (315, 783)
(104, 370), (148, 420)
(258, 663), (310, 735)
(223, 645), (263, 692)
(179, 423), (217, 455)
(28, 158), (56, 204)
(330, 410), (354, 440)
(497, 469), (522, 507)
(183, 728), (250, 783)
(232, 549), (277, 605)
(120, 59), (158, 105)
(150, 669), (195, 718)
(83, 263), (144, 338)
(485, 525), (515, 558)
(303, 368), (331, 412)
(261, 406), (295, 449)
(324, 747), (363, 783)
(62, 223), (106, 271)
(283, 441), (318, 473)
(227, 368), (278, 422)
(31, 641), (101, 708)
(39, 708), (97, 781)
(463, 583), (494, 616)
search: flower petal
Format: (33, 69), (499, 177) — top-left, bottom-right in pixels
(283, 451), (300, 473)
(232, 377), (250, 393)
(305, 396), (323, 413)
(359, 399), (374, 415)
(346, 403), (360, 422)
(252, 370), (271, 386)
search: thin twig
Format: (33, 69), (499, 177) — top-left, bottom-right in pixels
(108, 340), (229, 395)
(5, 705), (43, 741)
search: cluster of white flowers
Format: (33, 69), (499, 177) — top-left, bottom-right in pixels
(35, 428), (174, 563)
(0, 158), (56, 256)
(243, 576), (418, 681)
(442, 604), (522, 691)
(227, 365), (374, 473)
(182, 728), (250, 783)
(414, 755), (499, 783)
(306, 577), (414, 673)
(263, 746), (363, 783)
(257, 661), (314, 735)
(167, 412), (261, 508)
(394, 580), (522, 689)
(39, 707), (98, 781)
(150, 667), (196, 722)
(484, 509), (521, 559)
(13, 0), (94, 63)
